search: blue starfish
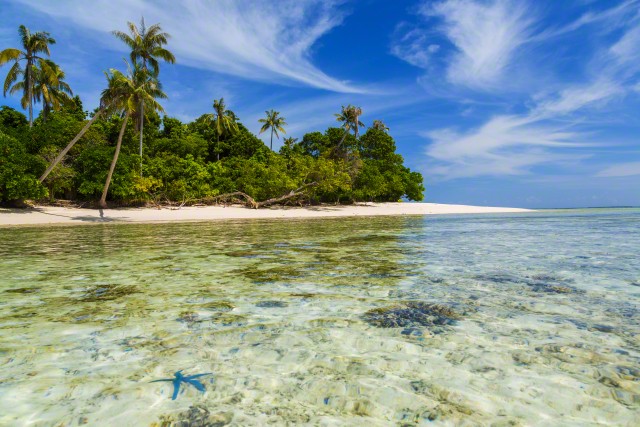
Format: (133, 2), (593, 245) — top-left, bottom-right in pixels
(150, 370), (212, 400)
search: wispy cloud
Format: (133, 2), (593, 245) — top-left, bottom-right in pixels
(416, 0), (640, 180)
(609, 23), (640, 70)
(424, 76), (629, 179)
(390, 24), (439, 69)
(597, 161), (640, 177)
(13, 0), (361, 93)
(392, 0), (535, 90)
(533, 0), (639, 41)
(424, 115), (588, 179)
(426, 0), (534, 89)
(532, 79), (623, 117)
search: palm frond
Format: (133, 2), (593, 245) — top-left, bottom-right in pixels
(18, 25), (30, 50)
(8, 80), (25, 95)
(3, 61), (23, 95)
(0, 48), (22, 65)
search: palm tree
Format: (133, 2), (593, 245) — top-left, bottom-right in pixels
(371, 120), (389, 132)
(0, 25), (57, 127)
(204, 98), (239, 161)
(32, 59), (73, 121)
(283, 136), (297, 150)
(335, 104), (364, 147)
(99, 63), (167, 208)
(112, 18), (175, 174)
(258, 109), (287, 150)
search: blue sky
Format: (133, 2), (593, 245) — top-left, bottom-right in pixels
(1, 0), (639, 208)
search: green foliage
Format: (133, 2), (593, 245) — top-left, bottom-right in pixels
(225, 124), (269, 159)
(0, 106), (28, 130)
(40, 145), (74, 200)
(0, 131), (46, 202)
(74, 144), (141, 200)
(148, 133), (208, 159)
(300, 131), (330, 158)
(1, 97), (424, 204)
(144, 153), (217, 200)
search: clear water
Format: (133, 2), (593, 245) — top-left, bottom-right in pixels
(0, 209), (639, 426)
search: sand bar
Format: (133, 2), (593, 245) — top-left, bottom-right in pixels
(0, 203), (532, 227)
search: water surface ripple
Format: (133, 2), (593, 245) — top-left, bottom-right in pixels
(0, 209), (639, 425)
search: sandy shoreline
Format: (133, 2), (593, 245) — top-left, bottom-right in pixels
(0, 203), (532, 227)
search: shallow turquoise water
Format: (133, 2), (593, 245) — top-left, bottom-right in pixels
(0, 209), (639, 425)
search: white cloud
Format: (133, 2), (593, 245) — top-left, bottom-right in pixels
(533, 0), (639, 41)
(532, 79), (623, 117)
(393, 0), (534, 90)
(419, 1), (640, 180)
(597, 161), (640, 177)
(14, 0), (361, 93)
(426, 0), (534, 88)
(390, 25), (437, 69)
(423, 77), (626, 179)
(424, 114), (587, 179)
(610, 24), (640, 67)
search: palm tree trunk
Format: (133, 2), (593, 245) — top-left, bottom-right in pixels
(99, 112), (129, 208)
(27, 60), (33, 128)
(270, 128), (273, 151)
(338, 128), (349, 148)
(39, 107), (105, 182)
(139, 101), (144, 177)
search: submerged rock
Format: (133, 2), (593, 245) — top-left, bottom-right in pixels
(153, 405), (232, 427)
(201, 301), (235, 312)
(256, 300), (288, 308)
(290, 292), (316, 299)
(80, 284), (138, 302)
(226, 250), (261, 258)
(529, 283), (575, 294)
(475, 272), (581, 295)
(236, 265), (302, 283)
(176, 311), (199, 323)
(4, 287), (39, 294)
(362, 302), (461, 329)
(340, 234), (397, 244)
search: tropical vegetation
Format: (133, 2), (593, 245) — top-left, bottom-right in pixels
(0, 24), (424, 207)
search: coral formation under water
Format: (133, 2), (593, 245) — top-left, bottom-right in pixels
(362, 302), (462, 329)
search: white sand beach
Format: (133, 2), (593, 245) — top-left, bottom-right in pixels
(0, 203), (532, 226)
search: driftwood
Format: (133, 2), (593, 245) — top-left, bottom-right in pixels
(143, 182), (319, 210)
(206, 182), (318, 209)
(208, 191), (259, 209)
(255, 182), (317, 208)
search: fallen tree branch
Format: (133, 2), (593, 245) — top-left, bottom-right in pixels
(256, 182), (318, 208)
(207, 191), (258, 209)
(145, 182), (319, 210)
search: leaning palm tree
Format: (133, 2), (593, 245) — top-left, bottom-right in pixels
(335, 104), (364, 147)
(0, 25), (57, 127)
(371, 119), (389, 132)
(204, 98), (239, 161)
(40, 73), (119, 182)
(258, 109), (287, 150)
(99, 63), (167, 208)
(112, 18), (175, 173)
(32, 59), (73, 121)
